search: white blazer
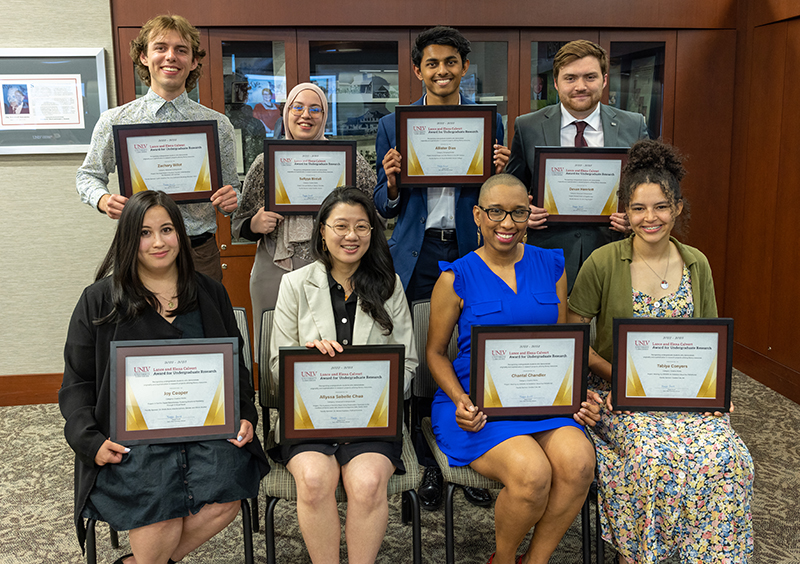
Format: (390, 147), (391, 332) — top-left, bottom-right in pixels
(269, 261), (418, 398)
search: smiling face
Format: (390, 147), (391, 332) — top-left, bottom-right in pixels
(139, 29), (198, 100)
(287, 89), (325, 140)
(474, 183), (529, 252)
(320, 203), (372, 270)
(137, 205), (180, 276)
(414, 44), (469, 105)
(554, 55), (607, 120)
(626, 182), (683, 244)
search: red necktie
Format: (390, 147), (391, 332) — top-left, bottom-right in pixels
(574, 121), (588, 147)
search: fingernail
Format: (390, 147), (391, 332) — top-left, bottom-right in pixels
(124, 448), (130, 453)
(237, 436), (243, 442)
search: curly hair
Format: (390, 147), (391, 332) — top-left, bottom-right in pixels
(619, 139), (691, 234)
(130, 15), (205, 93)
(412, 26), (471, 68)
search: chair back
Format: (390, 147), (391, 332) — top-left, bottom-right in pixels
(411, 300), (459, 399)
(258, 309), (278, 409)
(233, 307), (253, 376)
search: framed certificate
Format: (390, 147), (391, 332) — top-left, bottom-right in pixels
(532, 147), (629, 223)
(264, 140), (357, 214)
(396, 104), (496, 187)
(109, 338), (240, 446)
(611, 318), (734, 412)
(470, 324), (589, 421)
(278, 345), (405, 444)
(113, 120), (223, 203)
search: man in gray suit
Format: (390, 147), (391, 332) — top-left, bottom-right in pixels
(506, 40), (649, 291)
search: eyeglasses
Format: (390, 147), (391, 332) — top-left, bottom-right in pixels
(325, 222), (373, 238)
(289, 104), (323, 116)
(478, 206), (531, 223)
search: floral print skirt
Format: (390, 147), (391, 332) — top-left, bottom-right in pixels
(589, 375), (754, 563)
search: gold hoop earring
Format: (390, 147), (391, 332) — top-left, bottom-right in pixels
(322, 239), (327, 252)
(523, 232), (528, 244)
(477, 228), (482, 247)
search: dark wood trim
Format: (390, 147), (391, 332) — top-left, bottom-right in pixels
(0, 374), (62, 406)
(734, 343), (800, 404)
(110, 0), (737, 30)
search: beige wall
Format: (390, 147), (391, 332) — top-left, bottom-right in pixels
(0, 0), (118, 374)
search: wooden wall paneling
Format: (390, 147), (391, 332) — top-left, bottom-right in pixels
(116, 27), (140, 104)
(196, 29), (213, 109)
(0, 374), (62, 406)
(726, 22), (787, 355)
(767, 18), (800, 373)
(733, 343), (800, 403)
(753, 0), (800, 27)
(599, 30), (677, 142)
(516, 30), (601, 124)
(111, 0), (736, 30)
(671, 30), (737, 309)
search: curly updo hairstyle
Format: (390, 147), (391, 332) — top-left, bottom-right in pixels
(618, 139), (691, 235)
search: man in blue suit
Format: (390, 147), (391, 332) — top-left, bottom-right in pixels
(506, 40), (649, 292)
(373, 25), (508, 510)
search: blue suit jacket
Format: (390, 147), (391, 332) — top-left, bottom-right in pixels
(374, 95), (505, 289)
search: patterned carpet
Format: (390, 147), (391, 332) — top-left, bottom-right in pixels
(1, 369), (798, 563)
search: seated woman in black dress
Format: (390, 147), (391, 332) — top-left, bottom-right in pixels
(60, 190), (269, 564)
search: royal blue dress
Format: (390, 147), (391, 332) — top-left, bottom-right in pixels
(431, 245), (583, 466)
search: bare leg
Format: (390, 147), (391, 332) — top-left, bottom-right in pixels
(127, 518), (182, 564)
(287, 451), (343, 564)
(470, 435), (553, 564)
(127, 501), (241, 564)
(340, 453), (395, 564)
(523, 427), (595, 564)
(171, 501), (240, 561)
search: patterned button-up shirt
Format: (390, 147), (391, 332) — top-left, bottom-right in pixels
(76, 89), (240, 236)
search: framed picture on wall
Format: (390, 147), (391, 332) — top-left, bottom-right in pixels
(0, 48), (108, 154)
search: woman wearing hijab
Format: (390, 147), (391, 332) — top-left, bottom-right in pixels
(232, 83), (377, 346)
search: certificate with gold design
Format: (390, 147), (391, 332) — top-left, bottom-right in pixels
(611, 318), (733, 412)
(279, 345), (404, 444)
(396, 104), (496, 187)
(113, 121), (223, 203)
(264, 140), (356, 214)
(532, 147), (628, 223)
(109, 338), (240, 445)
(471, 325), (589, 420)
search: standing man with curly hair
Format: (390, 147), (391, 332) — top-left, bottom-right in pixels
(77, 15), (240, 281)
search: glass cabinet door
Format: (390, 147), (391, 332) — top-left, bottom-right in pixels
(307, 39), (399, 168)
(608, 42), (666, 139)
(220, 40), (288, 177)
(529, 41), (570, 112)
(459, 41), (509, 144)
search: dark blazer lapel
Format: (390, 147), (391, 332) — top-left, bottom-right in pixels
(599, 104), (620, 147)
(541, 104), (562, 146)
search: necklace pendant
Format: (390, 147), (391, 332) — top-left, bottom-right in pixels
(660, 280), (669, 290)
(168, 300), (175, 308)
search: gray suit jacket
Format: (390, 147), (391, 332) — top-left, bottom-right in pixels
(269, 261), (418, 396)
(505, 103), (649, 291)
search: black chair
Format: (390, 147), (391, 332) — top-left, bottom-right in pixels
(84, 499), (254, 564)
(232, 306), (261, 533)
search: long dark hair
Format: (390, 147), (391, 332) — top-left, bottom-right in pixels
(94, 190), (198, 324)
(311, 187), (396, 335)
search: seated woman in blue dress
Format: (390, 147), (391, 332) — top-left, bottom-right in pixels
(567, 139), (754, 563)
(427, 174), (602, 564)
(60, 190), (269, 564)
(269, 186), (418, 564)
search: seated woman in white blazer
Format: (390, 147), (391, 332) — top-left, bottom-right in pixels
(269, 186), (418, 564)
